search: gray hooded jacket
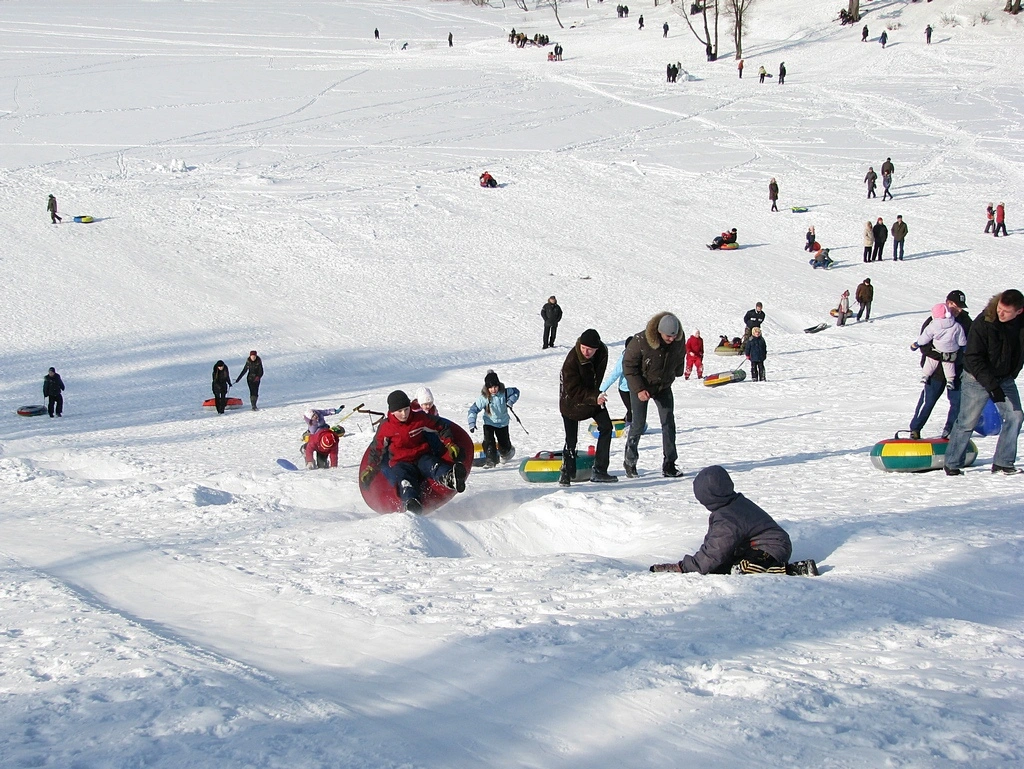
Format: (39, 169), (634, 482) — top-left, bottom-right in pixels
(679, 466), (792, 574)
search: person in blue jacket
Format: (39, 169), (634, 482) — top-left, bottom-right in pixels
(743, 326), (768, 381)
(600, 345), (633, 424)
(468, 370), (520, 468)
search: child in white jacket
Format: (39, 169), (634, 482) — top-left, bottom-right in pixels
(912, 304), (967, 389)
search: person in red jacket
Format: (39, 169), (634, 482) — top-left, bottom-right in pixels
(684, 330), (705, 380)
(361, 390), (466, 513)
(479, 171), (497, 188)
(994, 202), (1007, 237)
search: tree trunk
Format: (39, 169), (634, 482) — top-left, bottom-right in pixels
(734, 9), (742, 58)
(848, 0), (860, 22)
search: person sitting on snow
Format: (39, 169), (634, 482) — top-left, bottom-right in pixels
(810, 247), (833, 269)
(708, 228), (738, 250)
(361, 390), (466, 514)
(650, 465), (817, 576)
(479, 171), (498, 188)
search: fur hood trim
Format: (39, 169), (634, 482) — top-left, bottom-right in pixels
(644, 312), (677, 349)
(982, 294), (1002, 323)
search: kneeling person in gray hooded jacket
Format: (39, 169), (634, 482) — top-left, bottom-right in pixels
(650, 465), (815, 575)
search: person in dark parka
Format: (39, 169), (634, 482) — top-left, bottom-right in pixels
(871, 217), (888, 261)
(541, 296), (563, 349)
(623, 312), (687, 477)
(559, 328), (614, 485)
(43, 367), (65, 417)
(235, 350), (263, 410)
(743, 327), (767, 381)
(211, 360), (232, 414)
(650, 465), (793, 574)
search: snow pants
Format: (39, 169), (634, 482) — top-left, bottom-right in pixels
(563, 408), (612, 476)
(382, 454), (452, 503)
(685, 353), (704, 379)
(482, 424), (512, 464)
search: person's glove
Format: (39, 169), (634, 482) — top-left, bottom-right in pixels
(468, 426), (476, 433)
(910, 343), (919, 351)
(990, 387), (1006, 404)
(306, 461), (316, 471)
(650, 562), (683, 573)
(445, 443), (460, 462)
(359, 467), (375, 488)
(335, 405), (344, 414)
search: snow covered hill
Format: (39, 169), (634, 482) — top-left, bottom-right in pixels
(1, 0), (1022, 766)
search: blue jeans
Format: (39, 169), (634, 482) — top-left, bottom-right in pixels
(944, 373), (1023, 470)
(382, 454), (450, 501)
(624, 388), (677, 469)
(892, 240), (904, 260)
(910, 374), (961, 436)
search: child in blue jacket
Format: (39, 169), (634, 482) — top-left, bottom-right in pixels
(468, 370), (520, 467)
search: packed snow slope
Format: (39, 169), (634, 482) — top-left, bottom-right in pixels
(1, 0), (1023, 766)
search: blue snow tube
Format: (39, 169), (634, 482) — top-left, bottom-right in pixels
(974, 399), (1002, 437)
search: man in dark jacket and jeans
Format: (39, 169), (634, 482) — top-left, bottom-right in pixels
(43, 367), (65, 417)
(623, 312), (686, 477)
(559, 328), (614, 485)
(909, 290), (971, 439)
(649, 465), (796, 574)
(944, 289), (1024, 475)
(541, 295), (562, 349)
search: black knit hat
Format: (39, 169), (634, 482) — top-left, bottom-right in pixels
(484, 370), (501, 389)
(579, 328), (602, 348)
(387, 390), (411, 412)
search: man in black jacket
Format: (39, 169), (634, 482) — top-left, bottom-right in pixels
(541, 296), (562, 349)
(623, 312), (686, 478)
(43, 367), (65, 417)
(559, 329), (614, 486)
(944, 289), (1024, 475)
(871, 217), (888, 261)
(649, 465), (796, 574)
(908, 291), (970, 439)
(742, 302), (764, 344)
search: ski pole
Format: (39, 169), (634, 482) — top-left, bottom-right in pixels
(508, 404), (529, 435)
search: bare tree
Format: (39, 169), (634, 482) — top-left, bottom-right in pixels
(723, 0), (756, 59)
(539, 0), (564, 28)
(513, 0), (528, 10)
(848, 0), (860, 22)
(1005, 0), (1021, 14)
(677, 0), (720, 59)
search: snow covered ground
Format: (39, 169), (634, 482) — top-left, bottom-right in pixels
(1, 0), (1023, 766)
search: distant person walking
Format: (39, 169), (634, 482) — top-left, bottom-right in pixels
(925, 25), (933, 44)
(881, 156), (894, 179)
(663, 21), (669, 37)
(541, 295), (563, 349)
(865, 166), (877, 198)
(836, 290), (851, 327)
(737, 58), (744, 78)
(211, 360), (232, 414)
(862, 25), (869, 42)
(758, 65), (767, 83)
(882, 171), (893, 201)
(638, 14), (644, 30)
(985, 202), (996, 234)
(448, 32), (453, 47)
(994, 202), (1008, 237)
(43, 367), (65, 417)
(891, 214), (908, 260)
(235, 350), (264, 410)
(778, 62), (786, 84)
(374, 28), (379, 40)
(768, 177), (779, 212)
(47, 194), (61, 224)
(879, 30), (888, 48)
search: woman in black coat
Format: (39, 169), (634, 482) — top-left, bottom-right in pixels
(212, 360), (232, 414)
(43, 367), (65, 417)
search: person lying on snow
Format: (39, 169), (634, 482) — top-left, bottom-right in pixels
(708, 228), (738, 249)
(361, 390), (466, 514)
(650, 465), (817, 576)
(479, 171), (498, 188)
(717, 335), (743, 350)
